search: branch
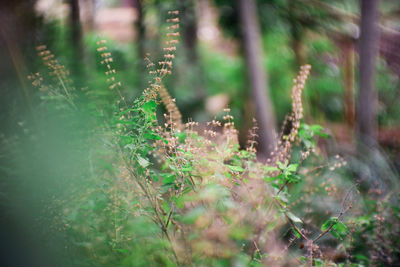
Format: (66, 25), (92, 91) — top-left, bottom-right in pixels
(312, 182), (358, 243)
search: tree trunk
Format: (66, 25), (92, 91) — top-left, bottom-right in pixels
(343, 40), (355, 128)
(179, 0), (197, 63)
(81, 0), (95, 33)
(69, 0), (82, 52)
(288, 0), (306, 68)
(132, 0), (145, 62)
(357, 0), (381, 148)
(130, 0), (147, 88)
(238, 0), (277, 155)
(0, 0), (37, 120)
(179, 0), (206, 100)
(68, 0), (84, 83)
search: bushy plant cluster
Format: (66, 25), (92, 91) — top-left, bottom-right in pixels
(8, 9), (398, 267)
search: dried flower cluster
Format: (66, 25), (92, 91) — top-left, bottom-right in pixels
(96, 39), (122, 90)
(269, 64), (311, 166)
(31, 45), (74, 97)
(143, 11), (182, 129)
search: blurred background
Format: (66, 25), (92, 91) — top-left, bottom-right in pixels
(2, 0), (400, 155)
(1, 0), (400, 265)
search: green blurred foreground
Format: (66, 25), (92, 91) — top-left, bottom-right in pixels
(1, 1), (400, 266)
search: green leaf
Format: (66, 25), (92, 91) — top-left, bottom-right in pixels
(144, 131), (161, 140)
(314, 258), (324, 267)
(321, 217), (348, 239)
(263, 166), (279, 172)
(230, 225), (252, 240)
(311, 124), (330, 138)
(161, 173), (175, 184)
(182, 166), (193, 172)
(175, 132), (187, 143)
(321, 217), (338, 232)
(175, 196), (184, 210)
(115, 248), (130, 254)
(286, 163), (298, 172)
(152, 174), (159, 182)
(286, 174), (301, 183)
(276, 195), (287, 208)
(287, 212), (302, 224)
(137, 156), (150, 168)
(332, 221), (349, 239)
(303, 139), (314, 149)
(294, 230), (301, 239)
(310, 124), (323, 132)
(142, 100), (157, 114)
(227, 165), (245, 172)
(264, 176), (279, 182)
(124, 144), (136, 151)
(271, 183), (280, 190)
(354, 254), (369, 262)
(277, 161), (286, 170)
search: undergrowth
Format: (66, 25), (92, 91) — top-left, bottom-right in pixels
(10, 9), (399, 267)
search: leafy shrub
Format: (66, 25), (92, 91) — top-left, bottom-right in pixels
(5, 9), (398, 267)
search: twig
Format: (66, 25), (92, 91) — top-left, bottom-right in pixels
(313, 182), (358, 243)
(165, 202), (175, 228)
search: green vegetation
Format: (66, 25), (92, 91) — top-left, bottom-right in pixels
(1, 2), (400, 267)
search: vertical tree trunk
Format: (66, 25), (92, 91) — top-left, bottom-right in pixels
(179, 0), (206, 100)
(81, 0), (95, 33)
(69, 0), (82, 51)
(179, 0), (197, 63)
(68, 0), (84, 82)
(343, 40), (355, 127)
(132, 0), (145, 62)
(288, 0), (306, 68)
(238, 0), (277, 155)
(357, 0), (381, 148)
(130, 0), (146, 88)
(0, 0), (37, 119)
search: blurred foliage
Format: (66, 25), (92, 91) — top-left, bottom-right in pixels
(1, 0), (400, 266)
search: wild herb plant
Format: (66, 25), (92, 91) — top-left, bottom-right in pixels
(19, 9), (400, 267)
